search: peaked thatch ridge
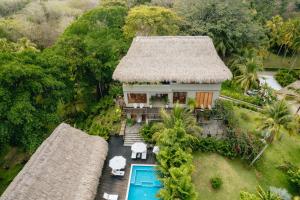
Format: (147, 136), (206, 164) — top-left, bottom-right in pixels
(113, 36), (232, 83)
(0, 123), (108, 200)
(277, 80), (300, 96)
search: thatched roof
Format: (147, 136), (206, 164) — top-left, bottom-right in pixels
(113, 36), (232, 83)
(0, 123), (108, 200)
(277, 80), (300, 96)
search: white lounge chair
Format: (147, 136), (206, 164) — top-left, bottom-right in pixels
(112, 170), (125, 176)
(133, 103), (138, 108)
(103, 192), (119, 200)
(139, 103), (144, 108)
(141, 152), (147, 160)
(131, 152), (137, 159)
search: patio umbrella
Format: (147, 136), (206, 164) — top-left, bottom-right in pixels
(153, 146), (160, 154)
(131, 142), (147, 153)
(109, 156), (126, 170)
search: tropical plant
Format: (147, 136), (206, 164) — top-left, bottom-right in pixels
(266, 15), (300, 56)
(260, 100), (296, 143)
(158, 165), (197, 200)
(269, 186), (292, 200)
(158, 104), (202, 137)
(234, 58), (263, 92)
(155, 120), (198, 200)
(240, 186), (281, 200)
(123, 5), (181, 39)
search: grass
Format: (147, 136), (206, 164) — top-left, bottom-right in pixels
(0, 146), (29, 194)
(192, 106), (300, 199)
(263, 52), (300, 70)
(193, 153), (259, 200)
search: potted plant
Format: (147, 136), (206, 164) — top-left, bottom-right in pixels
(149, 96), (153, 108)
(165, 98), (170, 108)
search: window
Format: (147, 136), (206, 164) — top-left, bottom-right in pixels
(127, 93), (147, 103)
(173, 92), (187, 104)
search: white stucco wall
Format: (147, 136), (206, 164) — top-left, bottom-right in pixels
(123, 83), (221, 108)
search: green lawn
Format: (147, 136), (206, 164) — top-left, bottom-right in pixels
(193, 153), (259, 200)
(0, 146), (29, 194)
(263, 52), (300, 69)
(192, 107), (300, 199)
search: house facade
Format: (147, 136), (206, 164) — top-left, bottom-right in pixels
(113, 36), (232, 122)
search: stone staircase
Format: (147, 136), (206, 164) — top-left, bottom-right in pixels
(123, 124), (144, 146)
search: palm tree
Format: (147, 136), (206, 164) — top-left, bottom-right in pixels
(234, 58), (263, 92)
(260, 100), (295, 143)
(159, 104), (202, 137)
(240, 186), (281, 200)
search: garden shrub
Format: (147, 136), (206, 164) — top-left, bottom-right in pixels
(275, 69), (300, 87)
(287, 168), (300, 189)
(88, 105), (122, 140)
(278, 162), (300, 193)
(221, 81), (262, 106)
(193, 129), (264, 163)
(126, 118), (134, 126)
(139, 122), (163, 144)
(210, 176), (223, 189)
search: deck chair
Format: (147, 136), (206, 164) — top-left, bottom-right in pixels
(131, 152), (137, 159)
(112, 170), (125, 176)
(103, 192), (118, 200)
(141, 152), (147, 160)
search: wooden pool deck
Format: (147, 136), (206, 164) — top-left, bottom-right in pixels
(95, 136), (156, 200)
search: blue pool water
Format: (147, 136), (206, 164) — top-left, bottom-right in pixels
(127, 165), (162, 200)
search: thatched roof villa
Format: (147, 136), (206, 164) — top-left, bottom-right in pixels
(0, 123), (108, 200)
(113, 36), (232, 122)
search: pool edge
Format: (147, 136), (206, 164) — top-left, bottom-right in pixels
(125, 164), (158, 200)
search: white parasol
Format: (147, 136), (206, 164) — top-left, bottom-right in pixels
(131, 142), (147, 153)
(109, 156), (126, 170)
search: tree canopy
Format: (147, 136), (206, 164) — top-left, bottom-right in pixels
(174, 0), (267, 58)
(123, 5), (181, 39)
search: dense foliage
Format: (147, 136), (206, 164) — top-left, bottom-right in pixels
(266, 15), (300, 56)
(275, 69), (300, 87)
(0, 4), (129, 152)
(174, 0), (267, 58)
(151, 105), (199, 199)
(0, 42), (64, 152)
(123, 5), (181, 39)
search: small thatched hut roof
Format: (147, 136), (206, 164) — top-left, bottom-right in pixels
(277, 80), (300, 96)
(113, 36), (232, 84)
(0, 123), (108, 200)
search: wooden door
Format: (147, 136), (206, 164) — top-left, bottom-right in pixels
(195, 92), (213, 108)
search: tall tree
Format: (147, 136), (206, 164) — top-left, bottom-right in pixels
(40, 5), (129, 120)
(0, 45), (64, 152)
(234, 58), (263, 92)
(123, 5), (181, 39)
(174, 0), (267, 58)
(260, 100), (296, 143)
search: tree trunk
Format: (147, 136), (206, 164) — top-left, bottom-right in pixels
(250, 144), (268, 166)
(296, 106), (300, 115)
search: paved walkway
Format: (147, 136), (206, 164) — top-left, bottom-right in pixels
(95, 136), (156, 200)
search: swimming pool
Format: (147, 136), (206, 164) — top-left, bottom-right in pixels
(126, 165), (162, 200)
